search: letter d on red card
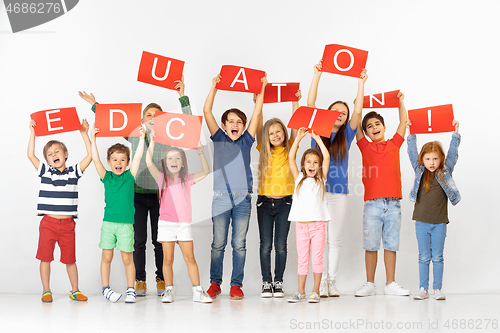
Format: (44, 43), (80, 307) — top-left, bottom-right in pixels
(95, 103), (142, 137)
(137, 51), (184, 90)
(30, 107), (81, 136)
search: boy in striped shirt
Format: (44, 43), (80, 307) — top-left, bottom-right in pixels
(27, 119), (92, 302)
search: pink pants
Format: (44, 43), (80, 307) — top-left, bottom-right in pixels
(296, 221), (325, 275)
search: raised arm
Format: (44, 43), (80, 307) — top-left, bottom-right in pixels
(356, 122), (365, 142)
(351, 69), (368, 131)
(290, 89), (301, 141)
(307, 61), (323, 108)
(289, 127), (307, 180)
(79, 119), (92, 172)
(193, 141), (210, 183)
(175, 76), (193, 116)
(406, 119), (420, 171)
(445, 120), (460, 172)
(247, 76), (268, 138)
(203, 75), (221, 136)
(396, 92), (408, 138)
(145, 130), (160, 181)
(311, 130), (330, 181)
(90, 127), (107, 180)
(27, 120), (40, 170)
(130, 127), (145, 178)
(254, 93), (264, 145)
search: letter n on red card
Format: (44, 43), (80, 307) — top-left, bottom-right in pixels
(264, 83), (300, 103)
(287, 106), (340, 138)
(321, 44), (368, 78)
(30, 107), (81, 136)
(153, 113), (203, 149)
(137, 51), (184, 90)
(216, 65), (266, 94)
(408, 104), (455, 134)
(95, 103), (142, 137)
(363, 90), (400, 108)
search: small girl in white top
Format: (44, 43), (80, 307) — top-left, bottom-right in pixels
(287, 127), (331, 303)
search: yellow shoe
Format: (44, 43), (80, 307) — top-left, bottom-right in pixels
(41, 291), (53, 302)
(69, 290), (88, 301)
(135, 279), (147, 296)
(156, 277), (165, 296)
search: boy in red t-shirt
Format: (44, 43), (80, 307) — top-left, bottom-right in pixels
(354, 92), (410, 297)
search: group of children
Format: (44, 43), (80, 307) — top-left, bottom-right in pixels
(28, 64), (461, 304)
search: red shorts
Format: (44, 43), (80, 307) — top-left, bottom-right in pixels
(36, 215), (76, 264)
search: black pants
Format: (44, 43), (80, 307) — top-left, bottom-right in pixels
(133, 192), (163, 281)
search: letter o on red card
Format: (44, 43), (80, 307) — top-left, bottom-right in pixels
(137, 51), (184, 90)
(30, 107), (82, 136)
(321, 44), (368, 78)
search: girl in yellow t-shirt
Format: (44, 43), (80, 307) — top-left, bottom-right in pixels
(255, 90), (300, 298)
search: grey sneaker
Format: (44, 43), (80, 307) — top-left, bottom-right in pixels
(161, 286), (174, 303)
(413, 287), (429, 300)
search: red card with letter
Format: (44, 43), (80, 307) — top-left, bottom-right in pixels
(264, 83), (300, 103)
(137, 51), (184, 90)
(95, 103), (142, 137)
(321, 44), (368, 78)
(408, 104), (455, 134)
(363, 90), (400, 108)
(216, 65), (266, 94)
(287, 106), (340, 137)
(30, 107), (81, 136)
(153, 112), (203, 149)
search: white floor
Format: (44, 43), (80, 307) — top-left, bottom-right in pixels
(2, 292), (499, 333)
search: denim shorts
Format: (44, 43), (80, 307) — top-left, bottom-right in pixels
(363, 198), (401, 251)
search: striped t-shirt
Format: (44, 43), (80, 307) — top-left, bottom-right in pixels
(37, 162), (83, 217)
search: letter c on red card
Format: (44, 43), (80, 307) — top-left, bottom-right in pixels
(110, 109), (128, 131)
(166, 118), (185, 140)
(333, 49), (355, 72)
(46, 110), (63, 131)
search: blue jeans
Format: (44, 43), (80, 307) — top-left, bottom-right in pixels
(210, 191), (252, 287)
(415, 221), (447, 290)
(256, 195), (292, 283)
(363, 198), (401, 251)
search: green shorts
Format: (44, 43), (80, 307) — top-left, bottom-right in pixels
(99, 222), (134, 252)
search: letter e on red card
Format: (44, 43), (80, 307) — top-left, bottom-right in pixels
(264, 83), (300, 103)
(95, 103), (143, 137)
(321, 44), (368, 78)
(30, 107), (81, 136)
(137, 51), (184, 90)
(153, 112), (203, 149)
(408, 104), (455, 134)
(287, 106), (340, 137)
(363, 90), (400, 109)
(216, 65), (266, 94)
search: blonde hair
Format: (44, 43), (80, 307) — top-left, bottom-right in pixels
(258, 118), (291, 189)
(296, 148), (326, 201)
(418, 141), (445, 193)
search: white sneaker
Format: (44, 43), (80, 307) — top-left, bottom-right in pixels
(103, 287), (122, 303)
(328, 280), (340, 297)
(413, 287), (429, 300)
(308, 292), (320, 303)
(161, 286), (174, 303)
(319, 280), (329, 298)
(125, 288), (136, 303)
(384, 282), (410, 296)
(192, 286), (212, 303)
(434, 289), (446, 300)
(355, 282), (376, 297)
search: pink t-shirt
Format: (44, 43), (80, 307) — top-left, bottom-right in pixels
(156, 173), (195, 223)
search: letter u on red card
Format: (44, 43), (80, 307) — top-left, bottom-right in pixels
(137, 51), (184, 90)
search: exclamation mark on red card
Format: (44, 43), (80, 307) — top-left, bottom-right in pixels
(428, 110), (432, 132)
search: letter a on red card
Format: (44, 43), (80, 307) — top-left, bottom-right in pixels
(321, 44), (368, 78)
(30, 107), (81, 136)
(137, 51), (184, 90)
(264, 83), (300, 103)
(95, 103), (142, 137)
(153, 112), (203, 149)
(287, 106), (340, 138)
(363, 90), (400, 109)
(216, 65), (266, 94)
(408, 104), (455, 134)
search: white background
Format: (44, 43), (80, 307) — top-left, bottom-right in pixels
(0, 0), (498, 295)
